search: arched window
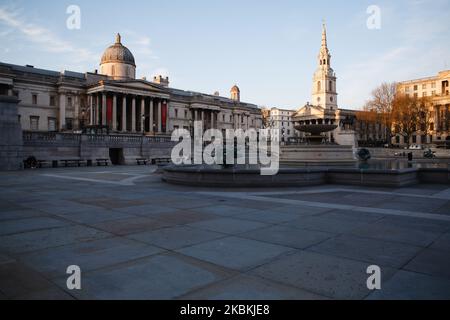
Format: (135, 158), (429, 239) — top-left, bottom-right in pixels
(317, 81), (321, 91)
(329, 81), (332, 91)
(111, 65), (115, 76)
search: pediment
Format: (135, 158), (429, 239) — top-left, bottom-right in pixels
(293, 104), (325, 118)
(110, 80), (167, 93)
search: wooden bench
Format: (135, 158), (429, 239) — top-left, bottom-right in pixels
(136, 158), (148, 165)
(96, 158), (109, 166)
(150, 157), (171, 165)
(60, 159), (86, 167)
(37, 160), (58, 168)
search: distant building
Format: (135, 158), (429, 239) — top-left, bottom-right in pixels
(0, 33), (263, 134)
(395, 70), (450, 145)
(266, 107), (298, 142)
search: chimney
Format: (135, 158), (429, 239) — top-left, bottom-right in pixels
(153, 75), (169, 87)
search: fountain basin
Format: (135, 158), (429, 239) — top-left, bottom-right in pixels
(162, 165), (450, 188)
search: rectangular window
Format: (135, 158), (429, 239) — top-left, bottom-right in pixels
(175, 109), (178, 118)
(50, 96), (56, 106)
(48, 117), (57, 131)
(422, 84), (427, 89)
(414, 93), (418, 98)
(222, 114), (225, 122)
(423, 92), (427, 97)
(30, 116), (39, 130)
(67, 97), (72, 107)
(414, 85), (418, 91)
(431, 82), (436, 89)
(405, 86), (410, 93)
(184, 110), (187, 118)
(32, 94), (37, 105)
(432, 90), (436, 96)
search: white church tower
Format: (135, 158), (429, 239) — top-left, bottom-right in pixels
(311, 23), (338, 110)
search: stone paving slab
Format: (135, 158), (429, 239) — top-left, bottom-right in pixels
(0, 217), (70, 236)
(19, 237), (164, 278)
(176, 236), (294, 271)
(403, 248), (450, 280)
(0, 209), (48, 222)
(251, 250), (397, 300)
(267, 204), (333, 216)
(148, 210), (218, 225)
(308, 234), (423, 268)
(179, 274), (328, 300)
(1, 167), (450, 300)
(431, 232), (450, 252)
(53, 207), (135, 224)
(0, 261), (58, 298)
(189, 205), (259, 217)
(56, 253), (234, 300)
(91, 217), (171, 236)
(282, 215), (371, 234)
(241, 225), (335, 249)
(127, 225), (226, 250)
(235, 210), (301, 224)
(350, 221), (443, 247)
(0, 225), (112, 254)
(187, 217), (269, 235)
(366, 270), (450, 300)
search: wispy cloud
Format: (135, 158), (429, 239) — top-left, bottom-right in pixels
(0, 6), (97, 65)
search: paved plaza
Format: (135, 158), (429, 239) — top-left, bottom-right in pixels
(0, 165), (450, 300)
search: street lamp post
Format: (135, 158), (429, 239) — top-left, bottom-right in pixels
(141, 115), (146, 136)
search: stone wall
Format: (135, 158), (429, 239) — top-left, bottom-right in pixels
(22, 132), (175, 165)
(0, 95), (23, 170)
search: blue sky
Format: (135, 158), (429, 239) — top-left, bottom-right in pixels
(0, 0), (449, 110)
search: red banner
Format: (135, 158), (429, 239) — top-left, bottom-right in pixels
(106, 96), (113, 127)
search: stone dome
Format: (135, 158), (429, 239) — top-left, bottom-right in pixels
(100, 33), (136, 67)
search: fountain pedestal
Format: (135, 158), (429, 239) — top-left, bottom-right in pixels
(280, 123), (356, 167)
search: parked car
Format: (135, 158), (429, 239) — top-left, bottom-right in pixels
(408, 144), (423, 150)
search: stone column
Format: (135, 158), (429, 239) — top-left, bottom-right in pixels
(89, 95), (94, 125)
(74, 95), (79, 129)
(94, 93), (100, 125)
(102, 93), (107, 126)
(211, 111), (214, 129)
(131, 96), (136, 132)
(141, 97), (145, 133)
(149, 98), (154, 133)
(122, 96), (127, 132)
(59, 93), (66, 130)
(112, 94), (117, 131)
(165, 100), (170, 133)
(157, 100), (162, 132)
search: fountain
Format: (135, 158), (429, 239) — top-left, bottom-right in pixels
(280, 122), (357, 167)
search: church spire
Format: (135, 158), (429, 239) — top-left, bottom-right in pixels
(318, 22), (331, 67)
(321, 22), (327, 49)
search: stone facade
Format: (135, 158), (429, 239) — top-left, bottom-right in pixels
(0, 95), (23, 170)
(0, 34), (263, 135)
(266, 107), (299, 142)
(395, 70), (450, 145)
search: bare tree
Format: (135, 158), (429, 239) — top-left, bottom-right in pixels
(364, 82), (396, 142)
(391, 95), (432, 145)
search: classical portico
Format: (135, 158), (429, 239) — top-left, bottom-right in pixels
(87, 81), (170, 134)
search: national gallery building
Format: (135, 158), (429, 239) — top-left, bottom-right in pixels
(0, 34), (263, 135)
